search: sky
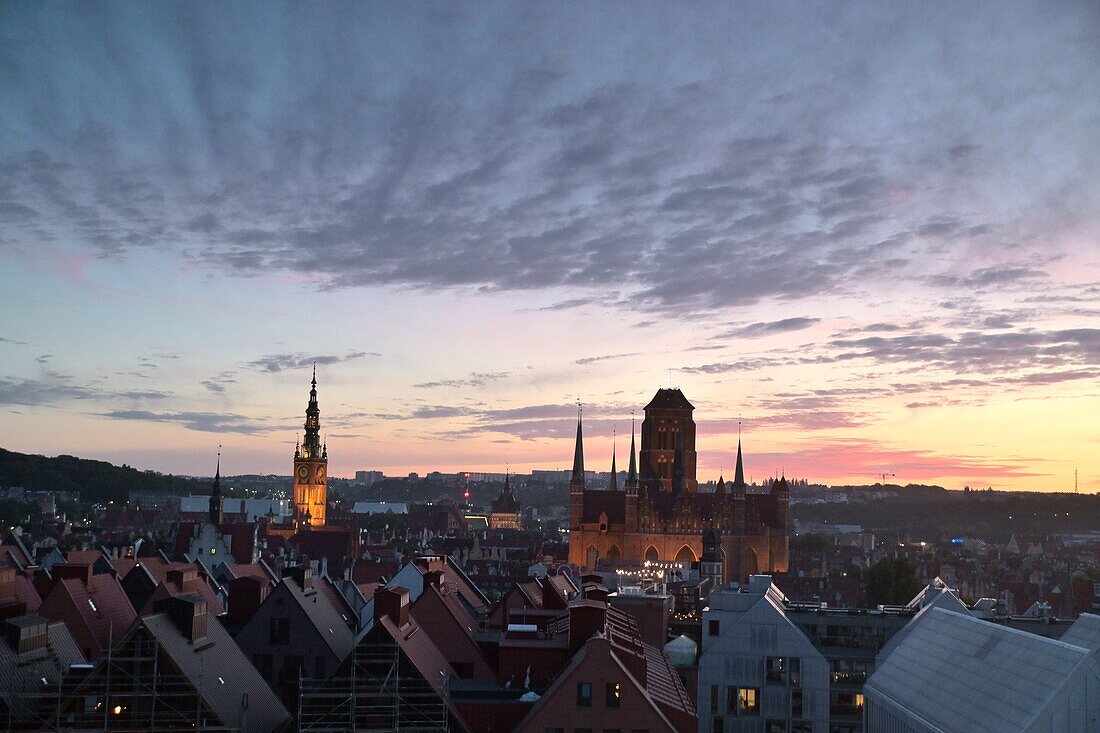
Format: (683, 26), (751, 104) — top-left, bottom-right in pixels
(1, 2), (1099, 491)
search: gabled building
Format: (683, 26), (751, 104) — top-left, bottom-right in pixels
(513, 597), (697, 733)
(232, 565), (355, 704)
(699, 576), (831, 733)
(36, 562), (136, 661)
(57, 594), (290, 732)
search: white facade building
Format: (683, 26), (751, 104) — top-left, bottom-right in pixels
(700, 576), (831, 733)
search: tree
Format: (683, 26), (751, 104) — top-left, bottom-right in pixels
(863, 556), (920, 606)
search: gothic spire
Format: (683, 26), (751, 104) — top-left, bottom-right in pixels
(733, 437), (746, 489)
(570, 402), (585, 487)
(301, 365), (323, 460)
(209, 447), (223, 525)
(609, 431), (618, 492)
(626, 415), (638, 489)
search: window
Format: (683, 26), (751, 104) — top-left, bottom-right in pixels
(766, 656), (786, 684)
(605, 682), (621, 708)
(577, 682), (592, 707)
(791, 689), (803, 718)
(765, 722), (787, 733)
(738, 687), (759, 715)
(726, 687), (737, 713)
(791, 723), (813, 733)
(710, 685), (719, 713)
(709, 619), (720, 636)
(789, 657), (801, 688)
(253, 653), (273, 681)
(282, 655), (304, 685)
(712, 717), (724, 733)
(269, 617), (290, 645)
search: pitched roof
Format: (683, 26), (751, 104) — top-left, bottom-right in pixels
(0, 616), (85, 721)
(279, 578), (356, 661)
(38, 570), (135, 659)
(1059, 612), (1100, 651)
(138, 612), (290, 733)
(644, 387), (694, 411)
(867, 607), (1099, 733)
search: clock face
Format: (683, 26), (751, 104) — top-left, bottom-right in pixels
(316, 465), (326, 481)
(297, 465), (309, 480)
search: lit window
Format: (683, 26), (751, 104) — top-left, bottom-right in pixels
(856, 693), (864, 709)
(210, 547), (217, 555)
(577, 682), (592, 707)
(738, 688), (759, 714)
(605, 682), (621, 708)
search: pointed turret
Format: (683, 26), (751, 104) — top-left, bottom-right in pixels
(626, 419), (639, 492)
(570, 414), (585, 488)
(716, 474), (726, 496)
(209, 450), (223, 525)
(732, 438), (746, 493)
(609, 440), (618, 491)
(568, 405), (586, 531)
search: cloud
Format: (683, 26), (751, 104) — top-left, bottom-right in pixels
(245, 351), (377, 372)
(1, 4), (1095, 319)
(98, 410), (274, 435)
(413, 372), (508, 389)
(716, 317), (820, 340)
(0, 377), (171, 406)
(575, 353), (639, 365)
(201, 370), (238, 393)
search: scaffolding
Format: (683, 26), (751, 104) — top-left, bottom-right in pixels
(9, 632), (241, 732)
(298, 639), (448, 732)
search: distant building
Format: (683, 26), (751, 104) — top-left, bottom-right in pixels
(568, 388), (789, 583)
(354, 470), (384, 486)
(488, 474), (522, 530)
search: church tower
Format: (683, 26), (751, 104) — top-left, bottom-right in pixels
(293, 365), (328, 527)
(639, 388), (698, 492)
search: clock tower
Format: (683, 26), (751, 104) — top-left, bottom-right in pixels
(293, 364), (328, 527)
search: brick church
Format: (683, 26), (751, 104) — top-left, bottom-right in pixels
(567, 388), (789, 584)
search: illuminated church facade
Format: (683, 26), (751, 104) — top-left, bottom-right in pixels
(567, 388), (789, 584)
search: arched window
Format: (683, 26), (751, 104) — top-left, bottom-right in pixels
(675, 545), (697, 563)
(644, 546), (659, 562)
(607, 545), (622, 560)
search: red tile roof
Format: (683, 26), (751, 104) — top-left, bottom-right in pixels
(37, 569), (136, 660)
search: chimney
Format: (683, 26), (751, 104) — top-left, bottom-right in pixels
(155, 594), (208, 643)
(228, 576), (269, 623)
(568, 601), (607, 655)
(52, 563), (94, 587)
(374, 586), (410, 628)
(167, 566), (199, 592)
(5, 614), (48, 653)
(286, 565), (314, 591)
(424, 570), (444, 591)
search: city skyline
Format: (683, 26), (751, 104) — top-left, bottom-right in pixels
(2, 3), (1099, 491)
